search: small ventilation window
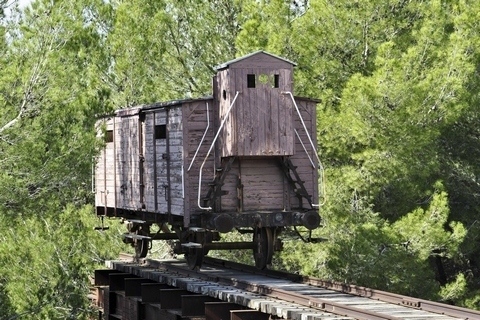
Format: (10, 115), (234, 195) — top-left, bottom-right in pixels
(247, 74), (256, 88)
(274, 74), (280, 88)
(223, 89), (227, 100)
(155, 124), (167, 139)
(105, 130), (113, 143)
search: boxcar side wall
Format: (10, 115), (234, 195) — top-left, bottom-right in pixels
(219, 67), (294, 157)
(115, 114), (141, 211)
(143, 106), (185, 217)
(95, 98), (318, 219)
(166, 106), (184, 216)
(290, 98), (319, 207)
(95, 118), (116, 212)
(143, 109), (166, 214)
(215, 97), (318, 213)
(182, 99), (215, 225)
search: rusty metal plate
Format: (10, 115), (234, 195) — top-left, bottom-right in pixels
(204, 302), (244, 320)
(125, 278), (153, 297)
(141, 283), (172, 303)
(181, 295), (219, 316)
(230, 310), (270, 320)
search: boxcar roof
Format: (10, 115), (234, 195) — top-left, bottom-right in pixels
(214, 50), (296, 71)
(294, 95), (321, 103)
(98, 94), (318, 119)
(114, 96), (213, 116)
(109, 94), (319, 117)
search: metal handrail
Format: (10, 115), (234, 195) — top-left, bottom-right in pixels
(198, 92), (240, 210)
(283, 91), (322, 168)
(294, 129), (315, 168)
(187, 103), (210, 172)
(283, 91), (326, 206)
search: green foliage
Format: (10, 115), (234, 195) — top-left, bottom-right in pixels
(0, 0), (112, 215)
(235, 0), (293, 55)
(1, 0), (480, 313)
(391, 186), (467, 261)
(439, 273), (467, 303)
(0, 206), (123, 319)
(0, 0), (122, 317)
(106, 0), (240, 106)
(295, 0), (480, 306)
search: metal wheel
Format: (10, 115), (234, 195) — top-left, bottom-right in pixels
(185, 246), (204, 270)
(134, 227), (150, 259)
(253, 227), (274, 269)
(184, 231), (210, 270)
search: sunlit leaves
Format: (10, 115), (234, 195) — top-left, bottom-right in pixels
(274, 0), (480, 305)
(0, 0), (122, 318)
(0, 0), (479, 312)
(106, 0), (240, 106)
(0, 206), (122, 319)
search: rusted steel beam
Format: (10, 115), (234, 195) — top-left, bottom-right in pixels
(230, 310), (270, 320)
(204, 302), (244, 320)
(102, 287), (110, 317)
(124, 278), (153, 297)
(181, 295), (219, 316)
(109, 273), (133, 291)
(124, 296), (142, 320)
(141, 283), (172, 303)
(158, 289), (191, 309)
(144, 304), (178, 320)
(94, 269), (122, 286)
(110, 291), (125, 318)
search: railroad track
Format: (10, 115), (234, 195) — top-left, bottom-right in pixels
(93, 254), (480, 320)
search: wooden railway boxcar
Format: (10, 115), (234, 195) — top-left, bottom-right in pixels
(95, 51), (322, 269)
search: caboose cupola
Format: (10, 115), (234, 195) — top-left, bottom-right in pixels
(214, 51), (296, 157)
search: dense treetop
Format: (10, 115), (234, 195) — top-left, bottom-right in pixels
(0, 0), (479, 317)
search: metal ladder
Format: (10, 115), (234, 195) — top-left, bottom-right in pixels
(203, 157), (236, 211)
(279, 157), (313, 209)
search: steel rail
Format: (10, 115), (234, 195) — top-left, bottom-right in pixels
(203, 256), (480, 320)
(117, 255), (480, 320)
(299, 275), (480, 320)
(145, 258), (400, 320)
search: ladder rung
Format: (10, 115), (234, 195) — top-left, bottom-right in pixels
(294, 190), (309, 195)
(292, 180), (305, 184)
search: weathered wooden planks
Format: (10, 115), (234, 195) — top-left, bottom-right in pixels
(94, 51), (319, 227)
(217, 53), (295, 157)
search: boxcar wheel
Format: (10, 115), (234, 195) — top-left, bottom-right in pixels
(134, 228), (150, 260)
(186, 247), (204, 270)
(184, 230), (212, 270)
(253, 227), (274, 269)
(135, 238), (149, 259)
